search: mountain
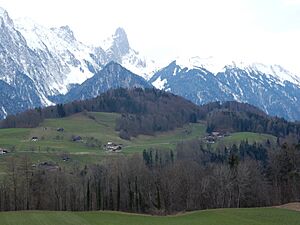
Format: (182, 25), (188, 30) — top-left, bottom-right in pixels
(1, 6), (300, 121)
(0, 7), (54, 119)
(60, 62), (152, 102)
(150, 58), (300, 121)
(0, 7), (156, 119)
(14, 17), (103, 93)
(100, 27), (157, 80)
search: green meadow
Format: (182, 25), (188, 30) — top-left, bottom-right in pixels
(0, 208), (299, 225)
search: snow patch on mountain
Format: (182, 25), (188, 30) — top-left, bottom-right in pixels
(1, 106), (7, 117)
(174, 56), (300, 87)
(247, 63), (300, 86)
(175, 56), (228, 74)
(152, 77), (167, 90)
(122, 50), (158, 80)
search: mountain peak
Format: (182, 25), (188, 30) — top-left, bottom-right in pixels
(114, 27), (127, 39)
(105, 60), (120, 67)
(103, 61), (124, 72)
(0, 7), (13, 26)
(0, 7), (7, 16)
(101, 27), (130, 57)
(112, 27), (130, 55)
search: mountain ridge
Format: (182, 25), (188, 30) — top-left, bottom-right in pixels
(1, 6), (300, 121)
(150, 60), (300, 121)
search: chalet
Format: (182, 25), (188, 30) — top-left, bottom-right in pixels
(62, 155), (70, 162)
(31, 137), (38, 141)
(72, 136), (82, 142)
(0, 148), (8, 155)
(204, 135), (216, 144)
(212, 132), (220, 137)
(57, 127), (64, 132)
(104, 142), (122, 152)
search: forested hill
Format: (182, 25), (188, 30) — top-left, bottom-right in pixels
(1, 88), (300, 139)
(203, 101), (300, 138)
(0, 88), (201, 138)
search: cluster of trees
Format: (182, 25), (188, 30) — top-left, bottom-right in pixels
(206, 108), (300, 138)
(0, 139), (299, 213)
(0, 108), (43, 128)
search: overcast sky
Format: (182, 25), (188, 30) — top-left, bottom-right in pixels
(1, 0), (300, 71)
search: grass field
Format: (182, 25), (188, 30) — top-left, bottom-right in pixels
(0, 208), (299, 225)
(0, 112), (206, 170)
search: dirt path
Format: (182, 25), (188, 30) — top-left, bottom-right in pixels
(274, 202), (300, 212)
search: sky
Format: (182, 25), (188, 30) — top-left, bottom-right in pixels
(1, 0), (300, 71)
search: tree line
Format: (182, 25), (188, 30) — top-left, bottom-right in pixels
(0, 139), (299, 213)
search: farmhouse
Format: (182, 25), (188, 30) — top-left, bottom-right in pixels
(204, 135), (216, 144)
(0, 148), (8, 155)
(31, 137), (38, 141)
(72, 136), (82, 142)
(104, 142), (122, 152)
(62, 155), (70, 162)
(57, 127), (64, 132)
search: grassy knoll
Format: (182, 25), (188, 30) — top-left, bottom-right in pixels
(0, 208), (299, 225)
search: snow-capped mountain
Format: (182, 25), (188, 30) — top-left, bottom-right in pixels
(14, 17), (102, 95)
(0, 7), (54, 118)
(1, 6), (300, 121)
(100, 27), (157, 80)
(150, 58), (300, 121)
(0, 7), (156, 119)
